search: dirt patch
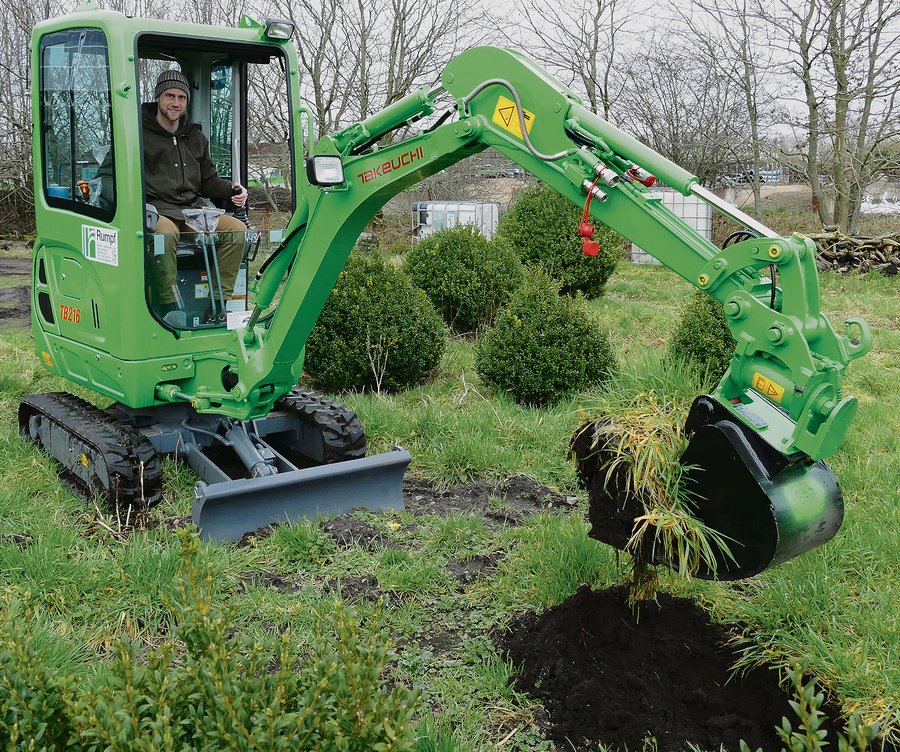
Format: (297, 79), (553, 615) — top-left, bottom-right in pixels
(160, 514), (193, 531)
(0, 533), (33, 550)
(447, 553), (501, 585)
(416, 627), (461, 656)
(0, 258), (31, 275)
(404, 474), (576, 526)
(234, 524), (276, 547)
(322, 573), (382, 603)
(500, 584), (883, 752)
(0, 258), (31, 328)
(322, 516), (388, 550)
(240, 570), (301, 593)
(0, 286), (30, 328)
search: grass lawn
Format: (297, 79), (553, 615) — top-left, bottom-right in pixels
(0, 257), (897, 750)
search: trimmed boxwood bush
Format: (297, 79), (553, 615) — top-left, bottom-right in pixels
(475, 270), (616, 405)
(668, 291), (736, 382)
(496, 185), (622, 298)
(402, 225), (525, 332)
(305, 252), (446, 391)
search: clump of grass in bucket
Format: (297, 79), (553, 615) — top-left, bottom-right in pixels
(590, 390), (734, 605)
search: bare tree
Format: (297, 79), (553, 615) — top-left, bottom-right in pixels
(767, 0), (900, 232)
(97, 0), (173, 18)
(376, 0), (479, 112)
(616, 42), (752, 186)
(507, 0), (634, 120)
(265, 0), (360, 133)
(674, 0), (779, 217)
(0, 0), (71, 235)
(264, 0), (484, 136)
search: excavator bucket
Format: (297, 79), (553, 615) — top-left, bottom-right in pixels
(679, 396), (843, 579)
(574, 395), (844, 580)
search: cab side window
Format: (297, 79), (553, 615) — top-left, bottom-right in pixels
(210, 62), (234, 181)
(39, 28), (115, 219)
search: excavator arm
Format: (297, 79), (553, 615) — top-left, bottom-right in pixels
(237, 46), (870, 462)
(213, 46), (871, 575)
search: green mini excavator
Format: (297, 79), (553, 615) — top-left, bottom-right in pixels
(24, 6), (871, 577)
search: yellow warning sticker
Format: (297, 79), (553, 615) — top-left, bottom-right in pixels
(492, 95), (535, 140)
(41, 351), (53, 367)
(752, 373), (785, 403)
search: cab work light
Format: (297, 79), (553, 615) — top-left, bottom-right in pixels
(307, 155), (345, 187)
(264, 18), (294, 40)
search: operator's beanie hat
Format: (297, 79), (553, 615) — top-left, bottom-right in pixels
(155, 69), (190, 100)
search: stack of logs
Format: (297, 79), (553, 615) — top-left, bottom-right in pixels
(808, 230), (900, 275)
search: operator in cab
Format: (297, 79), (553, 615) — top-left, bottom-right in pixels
(143, 69), (248, 323)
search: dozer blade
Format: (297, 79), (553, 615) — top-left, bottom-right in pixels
(680, 396), (843, 579)
(192, 448), (411, 543)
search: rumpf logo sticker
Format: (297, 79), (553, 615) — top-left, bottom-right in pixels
(82, 225), (119, 266)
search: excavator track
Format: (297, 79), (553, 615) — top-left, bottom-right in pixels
(18, 392), (162, 512)
(272, 389), (366, 463)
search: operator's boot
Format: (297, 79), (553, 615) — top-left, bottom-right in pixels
(202, 304), (227, 325)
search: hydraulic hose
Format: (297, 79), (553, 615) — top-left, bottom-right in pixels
(461, 78), (570, 162)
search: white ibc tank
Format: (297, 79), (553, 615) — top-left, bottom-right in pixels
(412, 201), (501, 240)
(630, 190), (712, 264)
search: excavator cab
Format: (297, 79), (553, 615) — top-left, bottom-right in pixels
(36, 22), (296, 336)
(131, 40), (297, 331)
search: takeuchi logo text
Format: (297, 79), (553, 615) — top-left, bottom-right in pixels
(356, 147), (424, 184)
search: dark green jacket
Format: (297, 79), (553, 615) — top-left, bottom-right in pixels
(141, 102), (234, 218)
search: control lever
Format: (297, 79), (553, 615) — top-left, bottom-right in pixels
(230, 185), (250, 227)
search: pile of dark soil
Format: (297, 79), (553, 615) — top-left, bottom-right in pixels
(501, 584), (853, 752)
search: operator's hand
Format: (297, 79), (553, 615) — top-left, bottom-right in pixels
(231, 183), (248, 208)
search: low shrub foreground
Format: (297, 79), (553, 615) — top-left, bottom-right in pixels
(304, 252), (446, 392)
(0, 531), (418, 751)
(475, 271), (616, 405)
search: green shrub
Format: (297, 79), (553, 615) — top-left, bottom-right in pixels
(496, 185), (622, 298)
(0, 605), (77, 750)
(0, 530), (419, 751)
(386, 241), (411, 257)
(668, 291), (736, 382)
(403, 226), (525, 332)
(739, 662), (881, 752)
(306, 252), (447, 391)
(475, 270), (616, 405)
